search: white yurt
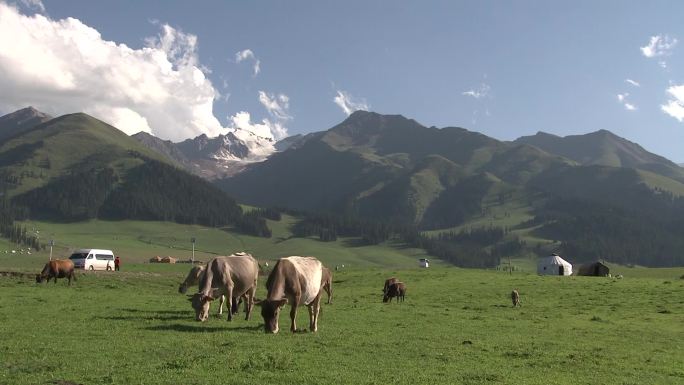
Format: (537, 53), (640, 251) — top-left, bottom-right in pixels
(537, 253), (572, 276)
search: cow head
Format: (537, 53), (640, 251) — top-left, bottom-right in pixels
(178, 283), (188, 294)
(382, 293), (390, 303)
(35, 274), (43, 283)
(189, 293), (214, 322)
(257, 298), (287, 334)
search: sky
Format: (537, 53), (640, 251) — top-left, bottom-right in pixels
(1, 1), (684, 162)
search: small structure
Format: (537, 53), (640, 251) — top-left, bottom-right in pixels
(576, 261), (610, 277)
(537, 253), (572, 276)
(161, 256), (177, 264)
(419, 258), (430, 268)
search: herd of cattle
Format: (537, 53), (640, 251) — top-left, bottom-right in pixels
(34, 252), (406, 333)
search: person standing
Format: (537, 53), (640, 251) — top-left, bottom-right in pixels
(114, 256), (121, 271)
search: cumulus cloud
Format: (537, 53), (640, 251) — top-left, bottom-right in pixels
(661, 84), (684, 122)
(333, 90), (369, 115)
(258, 91), (291, 121)
(625, 79), (640, 87)
(0, 3), (286, 143)
(235, 49), (260, 76)
(230, 111), (287, 141)
(462, 83), (491, 99)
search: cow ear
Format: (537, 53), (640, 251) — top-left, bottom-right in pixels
(276, 298), (288, 307)
(253, 299), (263, 306)
(187, 297), (194, 302)
(203, 295), (215, 303)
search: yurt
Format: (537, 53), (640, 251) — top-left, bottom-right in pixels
(537, 253), (572, 276)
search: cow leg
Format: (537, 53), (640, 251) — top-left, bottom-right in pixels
(326, 282), (332, 304)
(311, 296), (321, 332)
(225, 289), (234, 322)
(217, 295), (225, 316)
(245, 288), (256, 321)
(290, 302), (299, 333)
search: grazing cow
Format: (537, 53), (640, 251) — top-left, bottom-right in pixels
(189, 253), (259, 322)
(258, 256), (324, 333)
(511, 289), (521, 307)
(179, 265), (228, 315)
(36, 259), (76, 286)
(382, 277), (398, 295)
(383, 282), (406, 303)
(322, 266), (333, 304)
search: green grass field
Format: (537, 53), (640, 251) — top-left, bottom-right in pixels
(1, 266), (682, 385)
(1, 216), (430, 272)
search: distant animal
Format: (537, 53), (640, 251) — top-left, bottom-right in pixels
(383, 277), (398, 296)
(36, 259), (76, 285)
(179, 265), (228, 315)
(383, 281), (406, 303)
(257, 256), (324, 333)
(189, 253), (259, 322)
(615, 274), (623, 279)
(321, 266), (333, 304)
(511, 290), (521, 307)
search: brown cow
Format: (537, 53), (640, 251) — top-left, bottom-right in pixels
(383, 277), (398, 295)
(179, 265), (228, 315)
(511, 289), (521, 307)
(322, 266), (333, 304)
(189, 253), (258, 322)
(258, 256), (324, 333)
(383, 281), (406, 303)
(36, 259), (76, 285)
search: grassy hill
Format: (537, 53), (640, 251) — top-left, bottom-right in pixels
(0, 214), (430, 272)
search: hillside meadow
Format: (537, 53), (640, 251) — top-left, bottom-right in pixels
(1, 264), (683, 385)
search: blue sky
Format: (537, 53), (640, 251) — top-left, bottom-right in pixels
(2, 1), (684, 162)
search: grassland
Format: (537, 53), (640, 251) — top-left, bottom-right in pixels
(1, 215), (429, 272)
(0, 265), (682, 385)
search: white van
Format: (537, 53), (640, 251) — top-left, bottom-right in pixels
(69, 249), (116, 271)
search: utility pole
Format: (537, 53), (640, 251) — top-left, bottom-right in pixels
(191, 237), (196, 264)
(49, 239), (54, 261)
(508, 255), (512, 275)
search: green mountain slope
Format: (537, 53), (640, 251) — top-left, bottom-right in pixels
(0, 110), (244, 227)
(514, 130), (684, 182)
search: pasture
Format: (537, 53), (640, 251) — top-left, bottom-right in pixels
(1, 265), (683, 384)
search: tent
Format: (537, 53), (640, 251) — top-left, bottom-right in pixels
(576, 261), (610, 277)
(537, 254), (573, 276)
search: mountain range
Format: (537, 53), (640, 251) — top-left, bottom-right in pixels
(1, 107), (683, 266)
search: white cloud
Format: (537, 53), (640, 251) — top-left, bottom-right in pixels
(0, 4), (286, 143)
(625, 79), (640, 87)
(641, 35), (677, 59)
(229, 111), (287, 141)
(661, 84), (684, 122)
(616, 93), (637, 111)
(258, 91), (291, 121)
(333, 90), (369, 115)
(462, 83), (491, 99)
(18, 0), (44, 13)
(235, 48), (260, 76)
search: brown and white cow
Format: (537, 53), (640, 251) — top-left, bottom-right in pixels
(189, 253), (258, 322)
(383, 281), (406, 303)
(382, 277), (398, 295)
(321, 266), (333, 304)
(36, 259), (76, 285)
(258, 256), (324, 333)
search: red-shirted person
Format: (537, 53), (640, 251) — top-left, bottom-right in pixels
(114, 256), (121, 271)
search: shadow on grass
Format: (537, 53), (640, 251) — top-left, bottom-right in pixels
(98, 314), (191, 321)
(145, 323), (263, 333)
(145, 324), (230, 333)
(341, 238), (371, 248)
